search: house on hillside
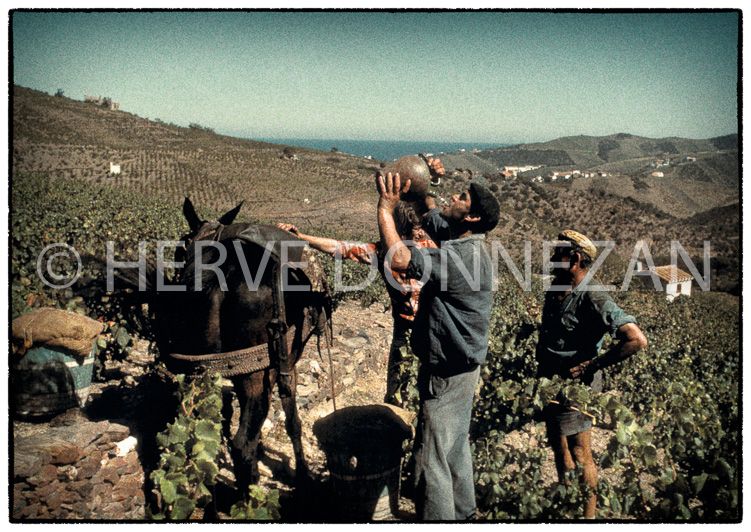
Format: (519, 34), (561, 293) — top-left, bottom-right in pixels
(84, 94), (120, 111)
(651, 171), (664, 178)
(632, 262), (693, 301)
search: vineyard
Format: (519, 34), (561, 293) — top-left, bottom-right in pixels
(468, 278), (740, 521)
(10, 169), (741, 521)
(10, 85), (741, 522)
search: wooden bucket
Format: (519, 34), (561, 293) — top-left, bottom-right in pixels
(313, 404), (415, 521)
(11, 344), (95, 417)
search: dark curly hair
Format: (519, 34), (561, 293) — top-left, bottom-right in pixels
(393, 201), (421, 240)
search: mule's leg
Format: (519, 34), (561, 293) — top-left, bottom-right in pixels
(279, 366), (309, 482)
(230, 371), (273, 491)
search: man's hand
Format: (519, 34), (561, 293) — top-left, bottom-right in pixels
(277, 223), (299, 236)
(377, 172), (410, 213)
(426, 157), (445, 177)
(570, 360), (594, 378)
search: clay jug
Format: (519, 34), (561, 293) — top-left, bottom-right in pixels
(377, 155), (432, 201)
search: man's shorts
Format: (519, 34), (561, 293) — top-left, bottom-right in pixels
(543, 369), (602, 438)
(544, 402), (593, 437)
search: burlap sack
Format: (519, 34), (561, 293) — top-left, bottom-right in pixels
(11, 307), (104, 358)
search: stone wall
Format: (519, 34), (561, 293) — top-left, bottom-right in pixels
(12, 419), (145, 520)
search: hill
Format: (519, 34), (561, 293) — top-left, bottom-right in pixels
(486, 132), (737, 168)
(12, 85), (384, 235)
(434, 132), (738, 219)
(10, 84), (740, 293)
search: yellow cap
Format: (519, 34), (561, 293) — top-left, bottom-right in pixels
(554, 230), (597, 260)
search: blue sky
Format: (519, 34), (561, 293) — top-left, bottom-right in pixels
(10, 9), (740, 144)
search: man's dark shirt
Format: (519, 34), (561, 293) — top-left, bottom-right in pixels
(537, 282), (637, 382)
(406, 209), (494, 377)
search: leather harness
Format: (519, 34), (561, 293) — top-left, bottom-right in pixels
(165, 222), (320, 397)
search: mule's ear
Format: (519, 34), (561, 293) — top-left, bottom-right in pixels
(219, 201), (244, 226)
(183, 197), (201, 232)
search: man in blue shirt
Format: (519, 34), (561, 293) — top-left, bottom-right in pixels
(538, 230), (648, 519)
(377, 167), (499, 521)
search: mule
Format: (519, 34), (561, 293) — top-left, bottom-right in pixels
(143, 198), (331, 491)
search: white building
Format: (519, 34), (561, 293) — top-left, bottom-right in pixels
(653, 265), (693, 300)
(633, 262), (693, 300)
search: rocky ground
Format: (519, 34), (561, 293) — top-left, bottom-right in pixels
(11, 300), (410, 521)
(11, 299), (619, 522)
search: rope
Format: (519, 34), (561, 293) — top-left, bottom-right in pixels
(317, 315), (337, 411)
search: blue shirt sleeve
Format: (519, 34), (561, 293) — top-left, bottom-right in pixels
(406, 244), (440, 283)
(588, 291), (637, 337)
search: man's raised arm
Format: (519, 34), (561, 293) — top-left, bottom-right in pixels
(377, 172), (412, 272)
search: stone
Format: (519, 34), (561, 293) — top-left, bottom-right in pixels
(49, 408), (89, 427)
(108, 456), (127, 472)
(48, 441), (82, 465)
(93, 433), (112, 447)
(13, 452), (46, 480)
(106, 423), (131, 443)
(80, 448), (104, 468)
(34, 479), (61, 500)
(102, 501), (126, 517)
(12, 497), (26, 519)
(340, 327), (357, 339)
(57, 464), (78, 482)
(297, 383), (317, 397)
(77, 459), (101, 481)
(46, 421), (112, 450)
(116, 475), (144, 499)
(101, 467), (120, 486)
(45, 490), (62, 511)
(115, 436), (138, 456)
(70, 479), (93, 499)
(72, 501), (88, 517)
(338, 336), (368, 350)
(28, 464), (58, 486)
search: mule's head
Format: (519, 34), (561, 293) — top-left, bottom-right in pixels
(182, 197), (244, 242)
(176, 197), (245, 265)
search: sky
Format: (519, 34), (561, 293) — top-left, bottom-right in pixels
(9, 8), (740, 144)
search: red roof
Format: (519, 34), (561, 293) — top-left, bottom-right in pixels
(651, 266), (693, 283)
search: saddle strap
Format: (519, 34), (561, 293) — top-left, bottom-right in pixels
(269, 260), (295, 398)
(167, 327), (295, 378)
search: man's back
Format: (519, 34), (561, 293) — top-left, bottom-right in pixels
(408, 229), (494, 376)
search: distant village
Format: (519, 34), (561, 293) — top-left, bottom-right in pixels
(509, 155), (699, 183)
(528, 168), (609, 183)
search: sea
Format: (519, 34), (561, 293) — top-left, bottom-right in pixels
(258, 138), (507, 162)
